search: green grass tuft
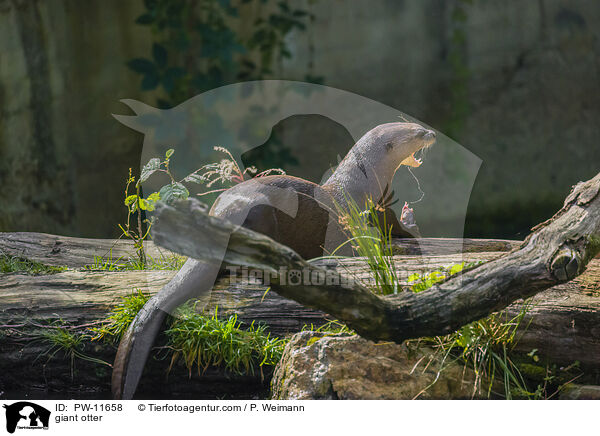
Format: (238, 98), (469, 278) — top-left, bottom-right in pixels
(333, 197), (401, 295)
(333, 196), (486, 296)
(413, 301), (538, 399)
(83, 253), (186, 271)
(407, 261), (484, 293)
(165, 306), (287, 376)
(0, 252), (66, 275)
(92, 289), (151, 341)
(40, 327), (111, 377)
(41, 327), (85, 354)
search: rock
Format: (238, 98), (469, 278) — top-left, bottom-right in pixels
(271, 331), (484, 400)
(559, 384), (600, 400)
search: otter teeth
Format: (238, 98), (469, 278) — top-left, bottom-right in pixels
(400, 153), (422, 168)
(414, 154), (422, 166)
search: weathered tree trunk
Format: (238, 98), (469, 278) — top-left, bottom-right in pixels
(2, 251), (599, 370)
(0, 331), (271, 400)
(0, 231), (520, 268)
(0, 238), (512, 398)
(0, 232), (178, 268)
(0, 250), (504, 333)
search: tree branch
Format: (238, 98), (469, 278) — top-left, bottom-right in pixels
(151, 173), (600, 343)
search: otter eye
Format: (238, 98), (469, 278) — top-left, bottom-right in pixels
(385, 142), (393, 150)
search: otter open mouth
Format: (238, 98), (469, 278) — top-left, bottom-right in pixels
(400, 151), (423, 168)
(401, 134), (434, 168)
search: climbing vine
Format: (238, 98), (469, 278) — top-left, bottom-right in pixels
(444, 0), (472, 139)
(128, 0), (321, 108)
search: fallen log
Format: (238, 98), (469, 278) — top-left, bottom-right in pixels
(0, 251), (503, 332)
(1, 251), (599, 368)
(0, 232), (176, 268)
(0, 330), (271, 400)
(0, 231), (520, 268)
(0, 240), (507, 398)
(1, 198), (598, 398)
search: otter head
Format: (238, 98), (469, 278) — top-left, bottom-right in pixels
(324, 121), (437, 206)
(370, 122), (436, 169)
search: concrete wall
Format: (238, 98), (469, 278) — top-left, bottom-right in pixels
(0, 0), (149, 236)
(0, 0), (599, 238)
(283, 0), (600, 237)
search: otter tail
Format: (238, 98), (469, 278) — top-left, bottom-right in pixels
(112, 259), (219, 399)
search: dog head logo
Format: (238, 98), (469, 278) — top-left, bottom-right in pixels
(113, 80), (481, 313)
(114, 80), (480, 241)
(3, 402), (50, 433)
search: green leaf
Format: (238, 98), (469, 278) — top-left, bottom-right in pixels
(407, 273), (421, 282)
(184, 173), (204, 184)
(412, 283), (427, 293)
(159, 182), (189, 203)
(138, 198), (150, 211)
(135, 14), (154, 25)
(429, 271), (446, 281)
(147, 192), (160, 202)
(449, 263), (465, 275)
(165, 148), (175, 159)
(127, 58), (156, 74)
(152, 43), (167, 68)
(139, 158), (161, 183)
(141, 72), (160, 90)
(139, 197), (158, 212)
(124, 195), (138, 206)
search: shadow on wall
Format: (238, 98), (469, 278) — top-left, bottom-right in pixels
(241, 114), (355, 184)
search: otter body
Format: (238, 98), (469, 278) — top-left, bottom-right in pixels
(213, 175), (334, 260)
(112, 122), (436, 399)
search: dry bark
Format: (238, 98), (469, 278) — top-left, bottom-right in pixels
(0, 252), (502, 333)
(1, 245), (599, 396)
(0, 232), (177, 268)
(0, 231), (519, 268)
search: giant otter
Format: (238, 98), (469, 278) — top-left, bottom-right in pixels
(112, 122), (436, 399)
